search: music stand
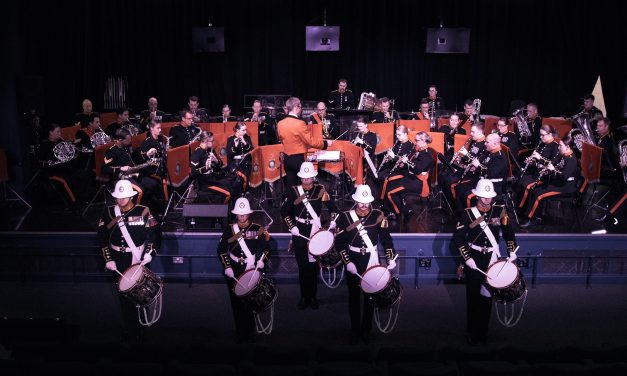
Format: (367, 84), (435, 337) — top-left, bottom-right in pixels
(82, 142), (114, 216)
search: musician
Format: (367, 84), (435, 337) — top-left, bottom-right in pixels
(185, 95), (209, 123)
(515, 125), (560, 211)
(328, 78), (355, 109)
(455, 133), (508, 209)
(351, 116), (378, 179)
(596, 117), (619, 176)
(335, 185), (396, 344)
(226, 122), (253, 193)
(139, 97), (165, 130)
(458, 99), (477, 132)
(190, 131), (239, 204)
(496, 117), (519, 159)
(452, 178), (518, 346)
(169, 110), (200, 148)
(420, 84), (446, 113)
(309, 101), (338, 139)
(103, 128), (160, 206)
(595, 155), (627, 228)
(98, 179), (159, 342)
(579, 94), (604, 121)
(106, 108), (132, 138)
(441, 123), (487, 212)
(382, 132), (434, 220)
(519, 135), (581, 228)
(74, 98), (94, 128)
(281, 162), (338, 310)
(38, 123), (91, 210)
(411, 99), (431, 121)
(439, 113), (467, 159)
(140, 120), (168, 210)
(277, 97), (333, 187)
(245, 100), (274, 146)
(370, 97), (399, 123)
(74, 113), (102, 151)
(217, 197), (272, 344)
(376, 125), (414, 203)
(518, 102), (542, 149)
(221, 104), (238, 122)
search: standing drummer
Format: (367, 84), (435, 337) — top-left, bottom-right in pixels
(97, 179), (160, 342)
(452, 178), (518, 346)
(217, 197), (272, 344)
(335, 185), (397, 345)
(281, 161), (338, 310)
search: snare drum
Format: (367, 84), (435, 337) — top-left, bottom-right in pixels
(233, 269), (278, 313)
(308, 230), (341, 269)
(486, 261), (527, 303)
(117, 264), (164, 307)
(360, 265), (402, 308)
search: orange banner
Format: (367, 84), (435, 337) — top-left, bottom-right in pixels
(244, 121), (259, 148)
(249, 147), (264, 188)
(258, 144), (285, 183)
(160, 122), (179, 137)
(369, 122), (395, 155)
(213, 133), (230, 165)
(166, 145), (190, 188)
(400, 120), (430, 133)
(542, 117), (573, 139)
(581, 142), (602, 184)
(205, 122), (226, 134)
(454, 134), (471, 152)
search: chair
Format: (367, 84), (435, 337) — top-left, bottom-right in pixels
(541, 175), (585, 231)
(59, 124), (80, 142)
(82, 141), (114, 215)
(0, 148), (32, 229)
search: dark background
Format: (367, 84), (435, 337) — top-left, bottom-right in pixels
(10, 0), (627, 125)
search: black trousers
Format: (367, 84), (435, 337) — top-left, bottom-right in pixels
(465, 249), (494, 343)
(293, 224), (319, 299)
(225, 261), (255, 341)
(109, 251), (143, 340)
(284, 153), (305, 188)
(346, 252), (375, 336)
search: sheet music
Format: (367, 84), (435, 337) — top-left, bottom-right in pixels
(315, 150), (341, 161)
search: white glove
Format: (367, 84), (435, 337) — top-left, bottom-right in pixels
(328, 220), (337, 231)
(346, 262), (358, 275)
(256, 260), (265, 269)
(326, 140), (334, 147)
(465, 258), (478, 270)
(387, 260), (397, 270)
(105, 261), (117, 271)
(508, 252), (518, 263)
(290, 226), (300, 236)
(140, 253), (152, 265)
(224, 267), (234, 279)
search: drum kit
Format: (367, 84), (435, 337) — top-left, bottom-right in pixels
(485, 260), (528, 327)
(232, 267), (278, 334)
(117, 264), (164, 327)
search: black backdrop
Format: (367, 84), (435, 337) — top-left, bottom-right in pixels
(15, 0), (627, 124)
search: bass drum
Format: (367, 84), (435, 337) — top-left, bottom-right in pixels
(233, 269), (278, 313)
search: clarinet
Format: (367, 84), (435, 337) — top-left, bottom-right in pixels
(519, 141), (544, 178)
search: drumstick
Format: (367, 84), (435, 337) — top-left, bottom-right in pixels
(296, 233), (311, 241)
(232, 276), (246, 289)
(475, 267), (492, 279)
(355, 272), (374, 287)
(495, 261), (508, 279)
(114, 269), (130, 281)
(249, 266), (259, 287)
(130, 248), (155, 279)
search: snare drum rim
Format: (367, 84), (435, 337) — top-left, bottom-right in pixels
(117, 263), (144, 292)
(486, 261), (520, 289)
(360, 264), (391, 294)
(233, 268), (263, 297)
(307, 230), (335, 256)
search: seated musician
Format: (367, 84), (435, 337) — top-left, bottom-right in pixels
(596, 117), (619, 179)
(74, 98), (94, 128)
(517, 102), (542, 151)
(190, 131), (240, 204)
(102, 128), (160, 206)
(169, 110), (201, 148)
(185, 95), (209, 123)
(578, 93), (604, 124)
(308, 101), (338, 139)
(220, 104), (238, 123)
(38, 123), (92, 211)
(455, 133), (508, 209)
(245, 100), (274, 146)
(440, 123), (487, 212)
(496, 117), (519, 160)
(75, 113), (107, 170)
(457, 99), (477, 132)
(350, 116), (378, 180)
(226, 122), (254, 193)
(411, 99), (432, 121)
(382, 131), (434, 220)
(370, 97), (399, 123)
(519, 135), (581, 228)
(439, 113), (466, 161)
(140, 120), (168, 210)
(106, 108), (134, 138)
(375, 125), (414, 203)
(515, 124), (560, 211)
(139, 97), (166, 131)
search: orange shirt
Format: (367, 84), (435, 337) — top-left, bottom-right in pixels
(277, 115), (326, 155)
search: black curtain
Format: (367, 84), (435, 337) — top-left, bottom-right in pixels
(16, 0), (627, 125)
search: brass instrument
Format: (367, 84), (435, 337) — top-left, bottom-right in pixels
(388, 150), (416, 177)
(204, 150), (219, 173)
(321, 116), (331, 138)
(357, 92), (377, 111)
(49, 140), (78, 166)
(512, 107), (532, 139)
(118, 158), (161, 179)
(122, 122), (140, 136)
(189, 127), (203, 144)
(568, 110), (597, 152)
(619, 139), (627, 183)
(90, 126), (111, 148)
(472, 98), (482, 124)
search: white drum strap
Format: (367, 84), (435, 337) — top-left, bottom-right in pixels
(114, 206), (142, 264)
(297, 185), (321, 230)
(232, 224), (255, 269)
(349, 210), (379, 267)
(470, 207), (499, 250)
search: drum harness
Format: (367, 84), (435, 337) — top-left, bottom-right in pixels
(296, 185), (322, 262)
(114, 206), (144, 265)
(348, 210), (400, 334)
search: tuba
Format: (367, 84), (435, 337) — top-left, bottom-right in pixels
(568, 111), (596, 152)
(50, 140), (77, 166)
(472, 98), (481, 124)
(90, 126), (111, 148)
(512, 107), (532, 139)
(357, 92), (377, 110)
(619, 139), (627, 184)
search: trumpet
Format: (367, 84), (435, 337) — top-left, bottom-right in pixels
(204, 150), (219, 173)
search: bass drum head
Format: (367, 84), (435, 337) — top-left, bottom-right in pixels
(308, 230), (335, 256)
(234, 269), (261, 297)
(360, 266), (390, 294)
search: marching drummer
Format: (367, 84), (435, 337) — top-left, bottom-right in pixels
(335, 185), (397, 345)
(452, 178), (518, 346)
(217, 197), (272, 344)
(281, 161), (338, 310)
(97, 179), (160, 342)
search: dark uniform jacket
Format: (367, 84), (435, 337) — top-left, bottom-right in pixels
(403, 147), (434, 178)
(421, 96), (446, 112)
(97, 204), (158, 262)
(103, 144), (137, 178)
(169, 124), (201, 148)
(597, 133), (618, 171)
(523, 141), (559, 177)
(546, 153), (580, 192)
(380, 140), (414, 173)
(226, 134), (253, 173)
(140, 135), (167, 177)
(498, 131), (519, 158)
(351, 131), (378, 161)
(190, 147), (225, 187)
(439, 126), (467, 155)
(217, 222), (271, 270)
(75, 128), (95, 151)
(186, 107), (209, 123)
(370, 111), (399, 123)
(328, 89), (355, 109)
(139, 110), (166, 129)
(281, 184), (338, 231)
